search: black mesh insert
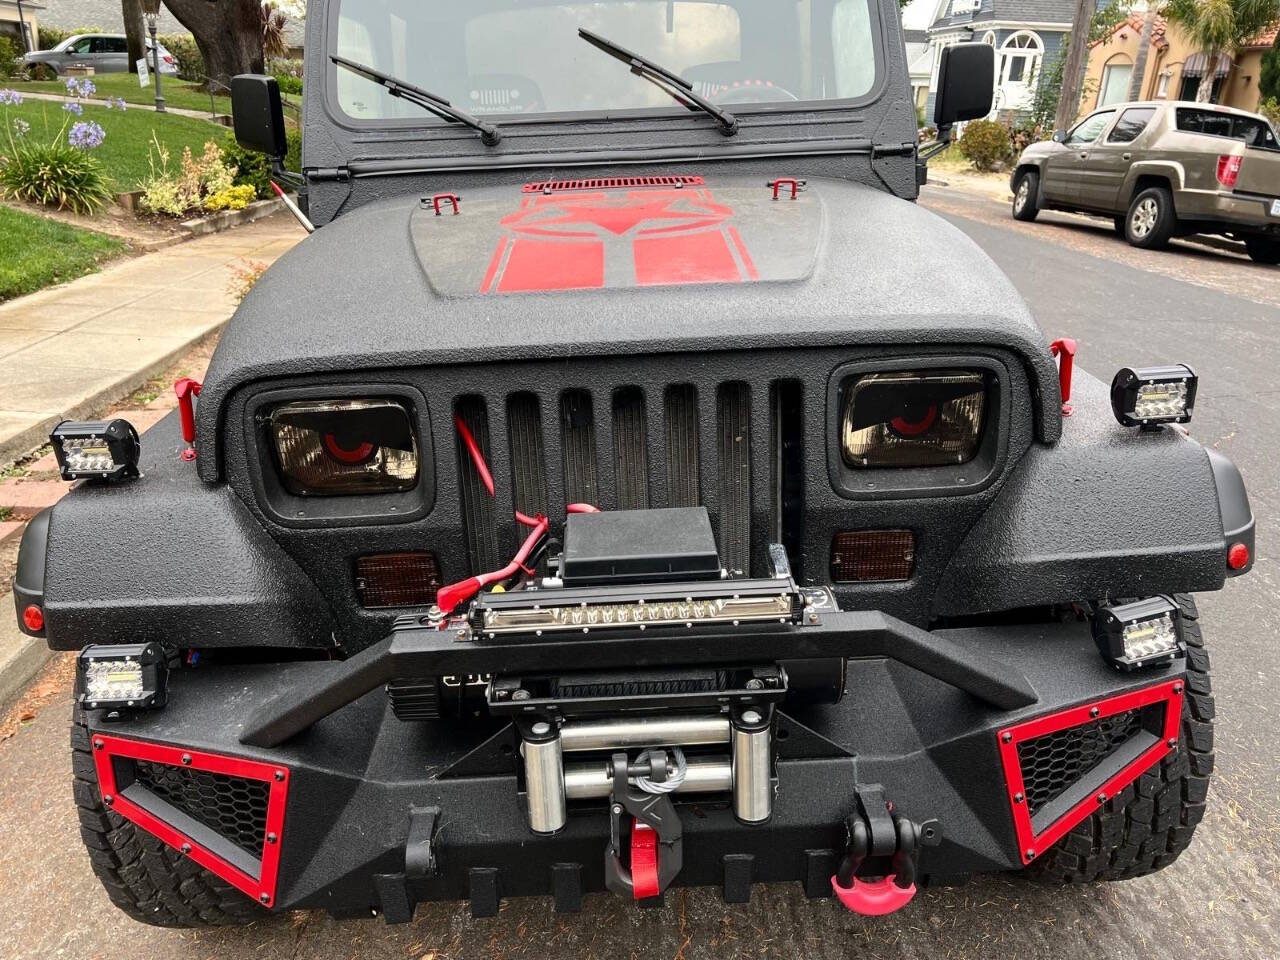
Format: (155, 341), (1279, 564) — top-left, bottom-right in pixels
(1017, 710), (1144, 816)
(132, 761), (269, 858)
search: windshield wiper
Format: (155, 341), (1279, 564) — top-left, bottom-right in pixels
(577, 28), (738, 137)
(331, 55), (501, 146)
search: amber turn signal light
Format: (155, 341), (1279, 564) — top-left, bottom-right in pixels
(830, 530), (915, 583)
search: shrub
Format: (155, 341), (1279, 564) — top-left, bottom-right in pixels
(157, 34), (205, 83)
(140, 135), (239, 216)
(1260, 97), (1280, 131)
(0, 37), (20, 82)
(222, 133), (273, 198)
(958, 118), (1013, 172)
(284, 127), (301, 173)
(204, 183), (256, 211)
(0, 139), (113, 213)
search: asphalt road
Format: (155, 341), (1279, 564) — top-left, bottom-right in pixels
(2, 185), (1278, 960)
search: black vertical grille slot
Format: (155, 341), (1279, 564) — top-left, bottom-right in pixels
(665, 384), (700, 507)
(454, 396), (500, 573)
(561, 390), (599, 506)
(717, 382), (751, 576)
(612, 387), (649, 510)
(507, 392), (547, 519)
(771, 380), (805, 579)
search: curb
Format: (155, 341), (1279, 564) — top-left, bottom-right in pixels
(0, 602), (52, 711)
(0, 322), (225, 470)
(182, 198), (285, 237)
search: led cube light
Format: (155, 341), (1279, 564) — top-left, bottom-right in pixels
(77, 643), (168, 710)
(1093, 596), (1183, 671)
(1110, 365), (1197, 428)
(50, 419), (140, 482)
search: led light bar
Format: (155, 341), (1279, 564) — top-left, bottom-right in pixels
(50, 419), (140, 482)
(77, 642), (168, 710)
(473, 581), (799, 636)
(1110, 365), (1197, 428)
(1093, 597), (1183, 671)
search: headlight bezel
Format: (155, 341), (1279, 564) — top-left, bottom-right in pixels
(245, 383), (435, 528)
(826, 355), (1010, 500)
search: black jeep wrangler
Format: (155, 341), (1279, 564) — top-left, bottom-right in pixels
(12, 0), (1254, 928)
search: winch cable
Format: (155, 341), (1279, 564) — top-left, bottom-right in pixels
(632, 747), (688, 794)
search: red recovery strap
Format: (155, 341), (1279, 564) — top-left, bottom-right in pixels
(630, 820), (660, 900)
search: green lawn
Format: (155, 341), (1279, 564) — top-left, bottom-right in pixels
(14, 72), (230, 115)
(0, 206), (127, 301)
(2, 98), (228, 192)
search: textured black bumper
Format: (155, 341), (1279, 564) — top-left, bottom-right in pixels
(84, 619), (1187, 920)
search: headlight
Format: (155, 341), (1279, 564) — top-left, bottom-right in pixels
(1092, 596), (1183, 671)
(78, 643), (168, 710)
(268, 399), (419, 495)
(841, 370), (986, 468)
(1110, 364), (1196, 427)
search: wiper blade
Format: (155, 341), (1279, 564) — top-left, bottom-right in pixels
(331, 55), (501, 146)
(577, 28), (738, 137)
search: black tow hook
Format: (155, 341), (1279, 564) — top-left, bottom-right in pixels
(603, 751), (683, 902)
(831, 784), (940, 916)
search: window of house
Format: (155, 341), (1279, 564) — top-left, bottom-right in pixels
(1098, 58), (1132, 106)
(1155, 70), (1171, 98)
(1107, 106), (1155, 142)
(998, 31), (1042, 87)
(1065, 110), (1114, 146)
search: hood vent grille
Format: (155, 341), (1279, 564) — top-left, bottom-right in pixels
(522, 176), (705, 194)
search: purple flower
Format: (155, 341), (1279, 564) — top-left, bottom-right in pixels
(105, 97), (127, 111)
(68, 120), (105, 150)
(64, 77), (95, 98)
(63, 101), (84, 116)
(12, 118), (29, 137)
(0, 89), (22, 106)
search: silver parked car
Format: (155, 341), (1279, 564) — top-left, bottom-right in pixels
(1010, 100), (1280, 264)
(22, 33), (179, 77)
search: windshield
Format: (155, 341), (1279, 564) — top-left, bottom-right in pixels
(333, 0), (880, 122)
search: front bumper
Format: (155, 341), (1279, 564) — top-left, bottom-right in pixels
(84, 618), (1189, 919)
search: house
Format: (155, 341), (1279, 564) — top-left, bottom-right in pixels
(923, 0), (1076, 121)
(904, 27), (934, 115)
(1083, 12), (1279, 116)
(1, 0), (41, 52)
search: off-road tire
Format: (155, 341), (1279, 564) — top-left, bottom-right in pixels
(71, 708), (266, 927)
(1028, 594), (1213, 883)
(1125, 186), (1177, 250)
(1244, 237), (1280, 265)
(1012, 170), (1040, 222)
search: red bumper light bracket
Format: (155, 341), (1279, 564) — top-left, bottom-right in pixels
(997, 679), (1183, 864)
(91, 735), (289, 906)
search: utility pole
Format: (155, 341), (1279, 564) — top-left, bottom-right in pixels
(1054, 0), (1098, 133)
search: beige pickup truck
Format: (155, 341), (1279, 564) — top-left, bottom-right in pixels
(1010, 100), (1280, 264)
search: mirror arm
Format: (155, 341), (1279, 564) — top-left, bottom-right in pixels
(917, 123), (954, 163)
(271, 159), (305, 190)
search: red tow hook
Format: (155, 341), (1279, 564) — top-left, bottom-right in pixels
(174, 378), (202, 461)
(831, 875), (917, 916)
(629, 821), (660, 900)
(1050, 338), (1077, 417)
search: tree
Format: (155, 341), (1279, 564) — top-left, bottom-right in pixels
(1055, 0), (1099, 132)
(1165, 0), (1280, 102)
(122, 0), (144, 74)
(161, 0), (265, 89)
(1261, 35), (1280, 100)
(1127, 3), (1165, 100)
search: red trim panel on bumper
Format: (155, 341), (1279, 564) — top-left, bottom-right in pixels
(997, 678), (1184, 865)
(91, 735), (289, 906)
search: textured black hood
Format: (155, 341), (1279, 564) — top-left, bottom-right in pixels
(197, 174), (1061, 479)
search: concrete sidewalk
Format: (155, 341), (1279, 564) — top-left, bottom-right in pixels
(0, 211), (303, 467)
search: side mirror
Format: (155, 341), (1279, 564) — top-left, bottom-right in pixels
(1051, 129), (1066, 143)
(232, 74), (286, 159)
(933, 43), (995, 128)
